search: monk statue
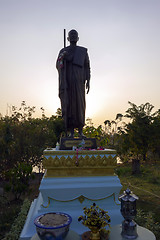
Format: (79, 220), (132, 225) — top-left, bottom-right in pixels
(56, 29), (91, 138)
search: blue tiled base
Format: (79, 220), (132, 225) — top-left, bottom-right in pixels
(20, 175), (123, 240)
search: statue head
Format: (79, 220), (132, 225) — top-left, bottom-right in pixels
(67, 29), (79, 43)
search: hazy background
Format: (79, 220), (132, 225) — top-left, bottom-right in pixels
(0, 0), (160, 126)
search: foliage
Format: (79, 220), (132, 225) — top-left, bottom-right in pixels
(118, 163), (160, 239)
(5, 163), (33, 200)
(135, 209), (160, 239)
(0, 102), (64, 179)
(2, 199), (31, 240)
(114, 102), (160, 167)
(118, 163), (160, 222)
(149, 110), (160, 161)
(78, 203), (111, 231)
(1, 100), (159, 176)
(83, 120), (109, 147)
(124, 102), (154, 160)
(141, 164), (160, 184)
(0, 195), (19, 239)
(115, 165), (132, 177)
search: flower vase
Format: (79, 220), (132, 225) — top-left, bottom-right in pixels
(88, 226), (100, 240)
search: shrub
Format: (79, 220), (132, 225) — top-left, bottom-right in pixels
(5, 163), (33, 200)
(2, 199), (31, 240)
(115, 166), (132, 177)
(135, 209), (160, 239)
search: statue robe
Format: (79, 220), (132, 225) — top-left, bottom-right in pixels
(56, 45), (90, 130)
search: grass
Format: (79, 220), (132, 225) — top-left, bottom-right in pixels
(116, 162), (160, 239)
(117, 163), (160, 209)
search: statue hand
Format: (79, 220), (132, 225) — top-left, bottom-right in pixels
(86, 80), (90, 94)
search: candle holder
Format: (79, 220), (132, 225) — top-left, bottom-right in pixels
(119, 188), (139, 239)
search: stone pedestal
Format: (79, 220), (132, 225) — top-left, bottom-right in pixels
(20, 148), (123, 240)
(39, 174), (122, 233)
(43, 148), (117, 177)
(60, 137), (97, 150)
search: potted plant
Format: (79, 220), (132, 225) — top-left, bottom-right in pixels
(78, 203), (111, 240)
(34, 212), (72, 240)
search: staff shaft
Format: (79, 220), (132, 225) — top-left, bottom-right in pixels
(64, 29), (66, 48)
(63, 29), (67, 136)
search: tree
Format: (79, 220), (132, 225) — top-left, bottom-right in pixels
(104, 120), (111, 134)
(5, 163), (33, 200)
(149, 109), (160, 162)
(0, 102), (65, 179)
(84, 120), (109, 147)
(125, 102), (154, 161)
(114, 102), (157, 174)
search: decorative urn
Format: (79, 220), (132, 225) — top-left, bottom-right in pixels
(119, 188), (139, 239)
(34, 212), (72, 240)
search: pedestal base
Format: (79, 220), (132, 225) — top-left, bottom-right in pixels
(43, 148), (117, 177)
(20, 175), (122, 240)
(60, 137), (97, 150)
(20, 148), (122, 240)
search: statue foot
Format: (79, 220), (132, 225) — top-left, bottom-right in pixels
(78, 127), (86, 138)
(78, 132), (87, 139)
(68, 128), (74, 138)
(68, 133), (74, 138)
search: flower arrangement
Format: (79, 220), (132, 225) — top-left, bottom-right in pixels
(78, 203), (111, 238)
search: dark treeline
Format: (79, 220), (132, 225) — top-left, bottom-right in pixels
(0, 101), (160, 199)
(0, 101), (65, 199)
(114, 102), (160, 164)
(0, 101), (65, 176)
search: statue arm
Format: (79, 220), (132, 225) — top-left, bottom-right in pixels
(56, 49), (67, 98)
(85, 52), (91, 94)
(56, 50), (67, 70)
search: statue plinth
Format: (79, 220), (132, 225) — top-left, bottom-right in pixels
(59, 137), (97, 150)
(43, 148), (117, 177)
(20, 148), (123, 240)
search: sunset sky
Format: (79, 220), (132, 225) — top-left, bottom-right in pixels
(0, 0), (160, 126)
